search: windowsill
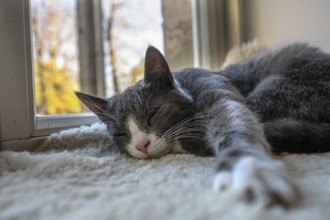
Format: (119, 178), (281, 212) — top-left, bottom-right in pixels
(1, 136), (46, 152)
(1, 113), (99, 151)
(34, 113), (99, 136)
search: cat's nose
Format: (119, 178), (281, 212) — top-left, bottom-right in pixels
(136, 139), (150, 154)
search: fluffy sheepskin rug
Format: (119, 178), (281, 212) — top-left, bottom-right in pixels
(1, 123), (330, 220)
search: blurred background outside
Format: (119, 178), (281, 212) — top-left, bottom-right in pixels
(32, 0), (165, 115)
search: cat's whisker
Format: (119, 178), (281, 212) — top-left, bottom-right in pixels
(163, 118), (205, 136)
(163, 125), (206, 142)
(162, 114), (205, 137)
(150, 138), (170, 157)
(166, 133), (205, 138)
(163, 129), (204, 142)
(165, 133), (205, 142)
(165, 135), (205, 144)
(164, 126), (205, 136)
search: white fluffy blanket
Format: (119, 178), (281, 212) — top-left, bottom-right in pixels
(1, 123), (330, 220)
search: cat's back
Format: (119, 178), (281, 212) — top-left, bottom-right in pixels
(266, 43), (330, 81)
(173, 68), (245, 109)
(173, 68), (230, 92)
(221, 43), (330, 96)
(245, 43), (330, 122)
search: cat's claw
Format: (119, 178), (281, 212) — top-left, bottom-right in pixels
(213, 157), (300, 208)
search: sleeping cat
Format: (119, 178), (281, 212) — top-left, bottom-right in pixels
(75, 43), (330, 207)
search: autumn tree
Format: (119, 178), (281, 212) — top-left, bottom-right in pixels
(104, 0), (163, 94)
(129, 59), (144, 84)
(106, 0), (119, 93)
(105, 0), (133, 94)
(32, 1), (81, 115)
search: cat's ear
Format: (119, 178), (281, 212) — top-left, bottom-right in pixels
(75, 91), (110, 121)
(144, 46), (174, 89)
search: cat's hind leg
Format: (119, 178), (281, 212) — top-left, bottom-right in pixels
(263, 119), (330, 154)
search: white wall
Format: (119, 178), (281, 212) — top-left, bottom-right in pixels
(248, 0), (330, 52)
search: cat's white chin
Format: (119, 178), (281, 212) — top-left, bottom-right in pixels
(129, 148), (170, 159)
(127, 140), (185, 159)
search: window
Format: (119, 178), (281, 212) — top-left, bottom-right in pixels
(1, 0), (242, 150)
(32, 0), (82, 115)
(31, 0), (165, 115)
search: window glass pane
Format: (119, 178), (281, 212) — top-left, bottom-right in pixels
(102, 0), (164, 97)
(32, 0), (82, 115)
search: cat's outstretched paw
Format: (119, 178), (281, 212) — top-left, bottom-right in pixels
(213, 157), (300, 208)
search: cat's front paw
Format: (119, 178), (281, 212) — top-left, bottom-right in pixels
(213, 157), (300, 208)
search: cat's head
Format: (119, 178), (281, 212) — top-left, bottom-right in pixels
(75, 46), (195, 159)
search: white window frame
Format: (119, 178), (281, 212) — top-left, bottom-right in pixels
(0, 0), (98, 151)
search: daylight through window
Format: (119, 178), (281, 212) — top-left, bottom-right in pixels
(31, 0), (164, 115)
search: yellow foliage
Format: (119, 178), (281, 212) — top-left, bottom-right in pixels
(34, 60), (81, 115)
(130, 59), (144, 84)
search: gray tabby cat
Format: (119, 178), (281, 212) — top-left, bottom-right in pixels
(75, 43), (330, 207)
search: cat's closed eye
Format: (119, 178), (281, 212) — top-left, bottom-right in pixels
(147, 106), (161, 125)
(114, 132), (127, 137)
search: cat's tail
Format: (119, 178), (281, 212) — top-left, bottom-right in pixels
(263, 119), (330, 154)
